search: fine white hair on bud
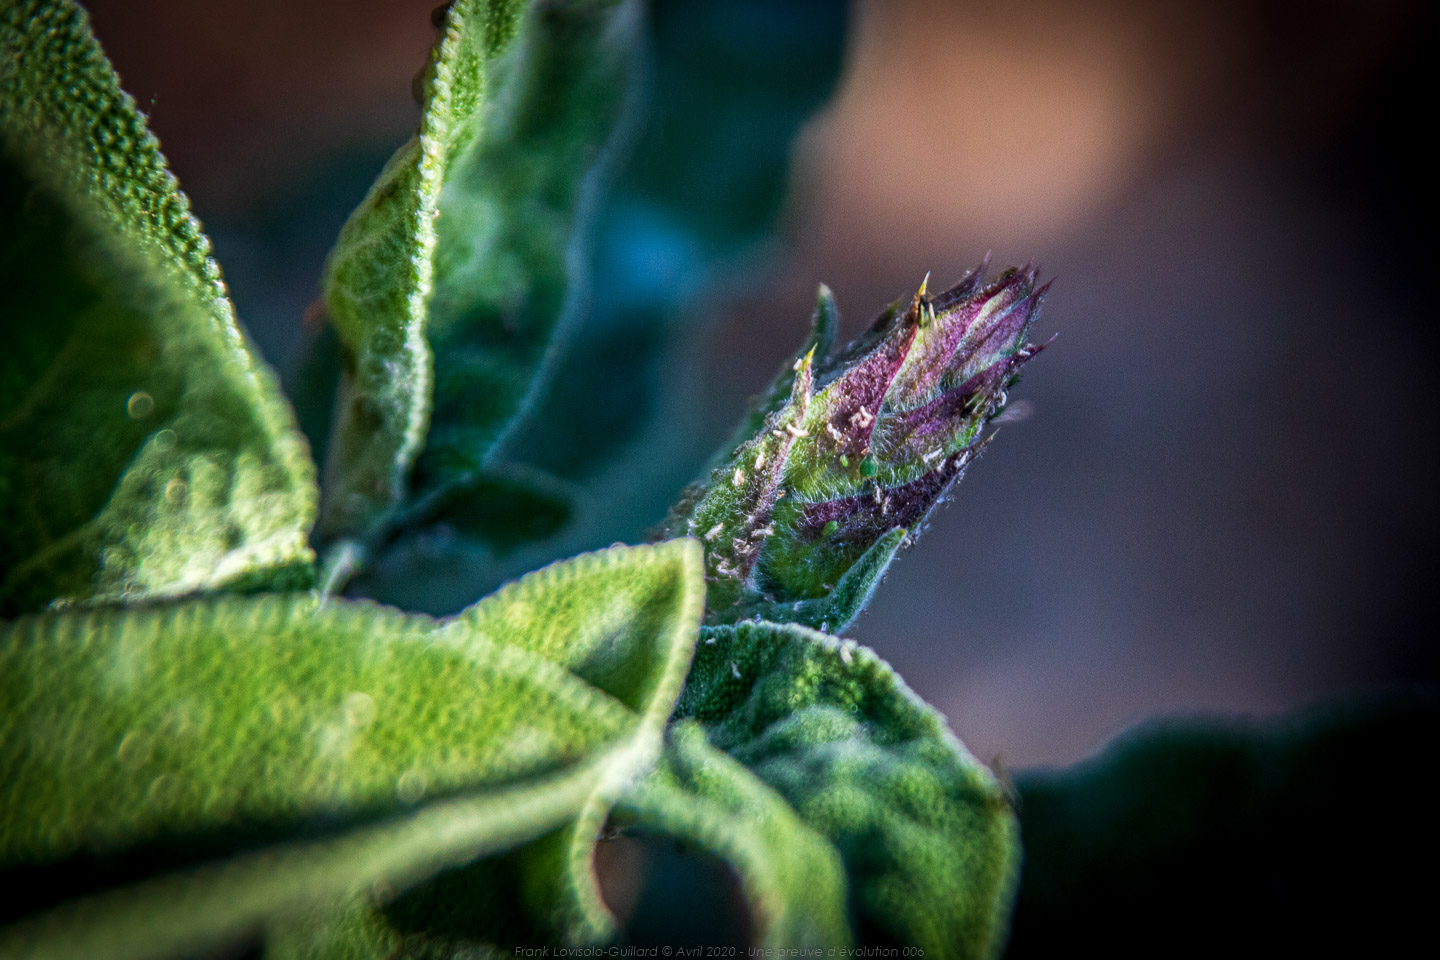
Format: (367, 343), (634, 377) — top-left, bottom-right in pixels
(659, 260), (1049, 629)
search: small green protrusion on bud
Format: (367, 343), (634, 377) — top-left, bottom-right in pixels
(662, 259), (1050, 629)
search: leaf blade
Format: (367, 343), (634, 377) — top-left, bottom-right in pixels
(318, 0), (641, 551)
(0, 0), (317, 615)
(351, 0), (850, 614)
(617, 722), (852, 950)
(0, 541), (705, 958)
(679, 621), (1021, 958)
(0, 763), (605, 960)
(453, 536), (706, 943)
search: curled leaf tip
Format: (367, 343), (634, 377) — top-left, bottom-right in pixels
(662, 260), (1051, 628)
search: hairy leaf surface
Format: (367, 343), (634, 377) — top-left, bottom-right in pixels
(454, 536), (705, 943)
(617, 722), (851, 949)
(677, 621), (1021, 959)
(0, 540), (703, 959)
(0, 0), (317, 616)
(350, 0), (849, 617)
(319, 0), (640, 550)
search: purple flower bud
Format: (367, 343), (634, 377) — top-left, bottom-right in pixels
(663, 260), (1049, 629)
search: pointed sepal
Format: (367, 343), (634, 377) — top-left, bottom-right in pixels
(663, 262), (1050, 628)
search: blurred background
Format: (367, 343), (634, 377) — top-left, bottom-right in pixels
(82, 0), (1438, 768)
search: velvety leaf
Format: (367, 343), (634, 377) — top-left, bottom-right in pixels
(0, 541), (704, 958)
(283, 538), (705, 956)
(616, 722), (851, 950)
(454, 537), (705, 943)
(1007, 694), (1440, 958)
(414, 0), (641, 500)
(318, 0), (641, 549)
(678, 621), (1021, 959)
(0, 0), (318, 616)
(354, 0), (850, 616)
(459, 539), (702, 718)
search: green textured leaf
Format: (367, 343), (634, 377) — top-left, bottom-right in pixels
(678, 621), (1021, 958)
(0, 0), (318, 616)
(271, 537), (705, 957)
(269, 538), (705, 957)
(453, 536), (704, 944)
(350, 0), (849, 617)
(318, 0), (640, 549)
(617, 722), (851, 949)
(0, 540), (704, 959)
(1007, 695), (1440, 958)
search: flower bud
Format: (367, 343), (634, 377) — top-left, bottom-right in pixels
(665, 260), (1049, 629)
